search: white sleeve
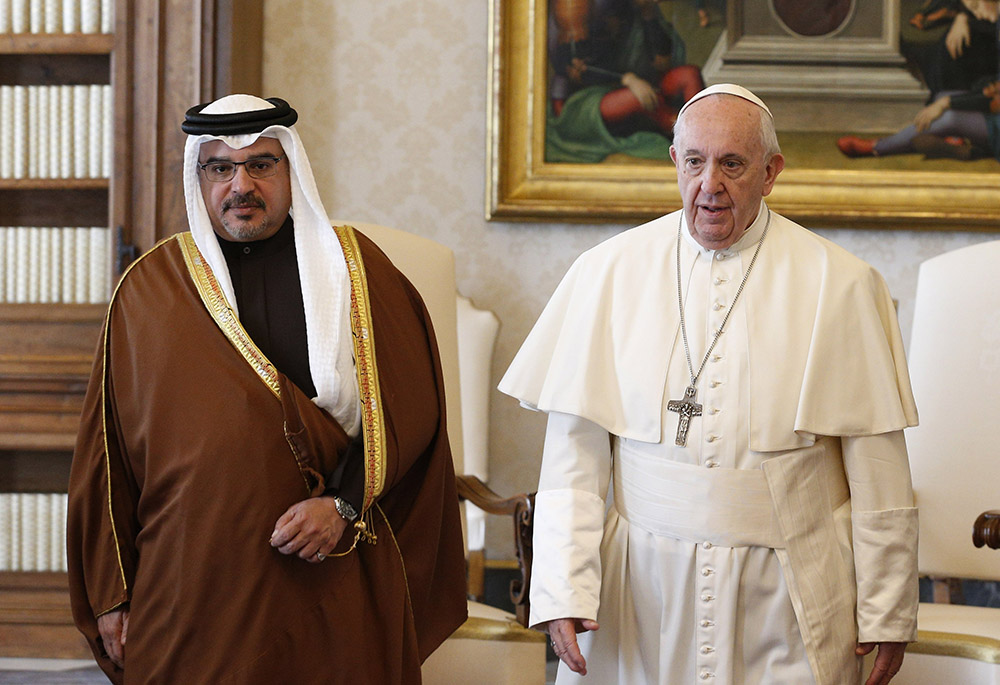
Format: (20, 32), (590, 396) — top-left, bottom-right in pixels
(528, 411), (612, 629)
(843, 430), (919, 643)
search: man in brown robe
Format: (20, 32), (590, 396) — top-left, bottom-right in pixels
(67, 94), (467, 684)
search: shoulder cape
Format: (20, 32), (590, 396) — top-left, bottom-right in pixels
(499, 208), (918, 450)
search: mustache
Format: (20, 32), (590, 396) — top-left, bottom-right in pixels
(222, 193), (266, 212)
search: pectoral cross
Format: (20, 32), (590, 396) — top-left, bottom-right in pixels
(667, 385), (702, 447)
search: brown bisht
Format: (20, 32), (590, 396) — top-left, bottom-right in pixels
(67, 226), (467, 684)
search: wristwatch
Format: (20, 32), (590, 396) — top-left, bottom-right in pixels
(332, 495), (359, 522)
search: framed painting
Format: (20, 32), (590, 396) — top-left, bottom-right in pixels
(486, 0), (1000, 230)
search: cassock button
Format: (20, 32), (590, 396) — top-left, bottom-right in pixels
(705, 461), (719, 468)
(710, 380), (722, 388)
(702, 541), (713, 549)
(243, 246), (251, 255)
(700, 670), (714, 679)
(700, 620), (715, 628)
(712, 302), (725, 311)
(700, 645), (715, 655)
(701, 567), (715, 576)
(700, 593), (715, 602)
(713, 277), (728, 285)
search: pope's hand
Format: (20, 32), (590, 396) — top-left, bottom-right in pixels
(857, 641), (906, 685)
(97, 606), (129, 669)
(270, 496), (350, 563)
(548, 617), (599, 675)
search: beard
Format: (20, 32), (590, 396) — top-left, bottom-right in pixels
(220, 192), (272, 241)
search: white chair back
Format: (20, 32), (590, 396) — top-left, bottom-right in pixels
(457, 295), (500, 552)
(344, 221), (464, 473)
(907, 239), (1000, 581)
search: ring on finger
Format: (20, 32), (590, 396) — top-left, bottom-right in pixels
(315, 551), (326, 561)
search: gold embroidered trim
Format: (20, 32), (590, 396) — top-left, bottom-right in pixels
(100, 235), (178, 603)
(283, 421), (320, 496)
(178, 232), (281, 399)
(378, 504), (415, 623)
(334, 225), (387, 512)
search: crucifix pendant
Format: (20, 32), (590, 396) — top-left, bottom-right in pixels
(667, 385), (702, 447)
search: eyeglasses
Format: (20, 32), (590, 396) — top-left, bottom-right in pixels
(197, 155), (285, 182)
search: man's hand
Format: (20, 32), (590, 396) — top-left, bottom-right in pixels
(621, 72), (658, 111)
(97, 606), (129, 669)
(547, 617), (599, 675)
(914, 96), (950, 131)
(857, 641), (906, 685)
(567, 58), (588, 83)
(945, 12), (971, 59)
(270, 496), (350, 562)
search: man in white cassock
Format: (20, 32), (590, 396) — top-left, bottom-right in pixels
(498, 84), (919, 685)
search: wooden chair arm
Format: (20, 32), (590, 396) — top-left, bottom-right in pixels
(457, 475), (536, 627)
(973, 510), (1000, 550)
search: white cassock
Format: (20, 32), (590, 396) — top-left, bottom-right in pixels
(500, 204), (920, 685)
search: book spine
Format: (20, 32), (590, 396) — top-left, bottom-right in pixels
(44, 0), (59, 33)
(27, 225), (41, 302)
(28, 0), (42, 33)
(20, 493), (37, 571)
(27, 85), (39, 177)
(100, 0), (112, 33)
(62, 0), (78, 33)
(61, 226), (76, 303)
(59, 84), (73, 178)
(8, 494), (20, 571)
(53, 493), (68, 571)
(38, 226), (53, 302)
(88, 83), (103, 178)
(74, 226), (88, 303)
(80, 0), (97, 33)
(35, 493), (51, 570)
(0, 86), (12, 178)
(72, 83), (89, 179)
(12, 85), (27, 179)
(50, 223), (63, 302)
(3, 228), (15, 302)
(0, 493), (11, 571)
(49, 84), (61, 177)
(14, 226), (29, 302)
(0, 0), (11, 34)
(0, 227), (6, 302)
(37, 85), (50, 178)
(11, 0), (27, 34)
(102, 84), (112, 178)
(88, 226), (104, 302)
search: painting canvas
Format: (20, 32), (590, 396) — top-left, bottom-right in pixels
(487, 0), (1000, 229)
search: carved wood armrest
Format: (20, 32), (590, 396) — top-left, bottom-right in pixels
(973, 510), (1000, 550)
(456, 475), (536, 627)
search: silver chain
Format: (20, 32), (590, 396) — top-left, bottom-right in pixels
(676, 208), (771, 387)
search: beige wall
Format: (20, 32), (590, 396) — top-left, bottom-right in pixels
(262, 0), (995, 556)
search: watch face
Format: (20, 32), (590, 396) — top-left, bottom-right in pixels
(336, 497), (357, 520)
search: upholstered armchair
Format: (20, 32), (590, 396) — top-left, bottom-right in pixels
(340, 222), (546, 684)
(881, 239), (1000, 683)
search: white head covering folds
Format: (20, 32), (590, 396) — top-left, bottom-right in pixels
(182, 94), (360, 436)
(677, 83), (773, 119)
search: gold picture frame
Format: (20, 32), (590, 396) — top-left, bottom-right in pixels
(486, 0), (1000, 230)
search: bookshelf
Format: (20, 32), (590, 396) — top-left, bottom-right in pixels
(0, 0), (263, 658)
